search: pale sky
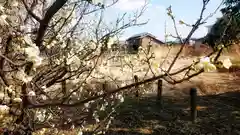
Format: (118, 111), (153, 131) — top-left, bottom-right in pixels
(102, 0), (223, 41)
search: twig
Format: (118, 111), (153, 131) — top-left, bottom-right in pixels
(167, 0), (209, 73)
(202, 0), (224, 23)
(0, 53), (24, 66)
(35, 0), (68, 49)
(22, 0), (41, 22)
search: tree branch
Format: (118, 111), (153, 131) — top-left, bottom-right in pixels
(167, 0), (209, 73)
(35, 0), (68, 49)
(22, 0), (41, 22)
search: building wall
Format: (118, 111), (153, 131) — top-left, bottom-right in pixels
(183, 44), (213, 56)
(141, 36), (164, 49)
(126, 38), (141, 53)
(126, 36), (212, 56)
(126, 36), (164, 53)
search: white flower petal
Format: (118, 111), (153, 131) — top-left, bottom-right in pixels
(0, 92), (4, 100)
(24, 35), (34, 45)
(12, 1), (18, 7)
(200, 57), (210, 63)
(0, 14), (8, 25)
(28, 91), (36, 96)
(13, 98), (22, 103)
(222, 58), (232, 69)
(40, 94), (47, 100)
(204, 63), (217, 72)
(0, 105), (10, 114)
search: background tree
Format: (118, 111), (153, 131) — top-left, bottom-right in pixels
(204, 0), (240, 49)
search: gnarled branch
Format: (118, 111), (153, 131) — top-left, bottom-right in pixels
(35, 0), (68, 49)
(22, 0), (41, 22)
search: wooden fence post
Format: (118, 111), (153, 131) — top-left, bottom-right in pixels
(102, 81), (107, 93)
(134, 75), (139, 98)
(190, 88), (197, 123)
(157, 79), (163, 107)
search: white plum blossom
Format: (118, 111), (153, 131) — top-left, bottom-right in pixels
(71, 124), (75, 130)
(195, 57), (232, 71)
(195, 57), (216, 72)
(124, 56), (130, 63)
(20, 25), (32, 33)
(33, 57), (43, 67)
(5, 85), (14, 93)
(106, 116), (114, 129)
(13, 98), (22, 103)
(189, 40), (195, 45)
(28, 91), (36, 97)
(201, 57), (210, 63)
(100, 104), (106, 111)
(66, 55), (81, 66)
(78, 130), (83, 135)
(72, 92), (77, 96)
(40, 94), (47, 100)
(204, 63), (217, 72)
(117, 94), (124, 103)
(25, 45), (42, 67)
(35, 110), (46, 122)
(0, 92), (4, 100)
(16, 70), (33, 83)
(24, 35), (43, 67)
(0, 105), (10, 114)
(11, 106), (22, 116)
(12, 0), (19, 7)
(107, 37), (117, 49)
(121, 83), (126, 87)
(41, 85), (46, 89)
(47, 113), (53, 120)
(95, 117), (100, 123)
(0, 5), (4, 12)
(0, 14), (8, 26)
(3, 97), (10, 104)
(39, 128), (46, 135)
(222, 58), (232, 69)
(24, 35), (34, 45)
(84, 102), (90, 108)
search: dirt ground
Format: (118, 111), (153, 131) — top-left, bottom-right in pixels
(101, 70), (240, 135)
(33, 55), (240, 135)
(98, 53), (240, 135)
(105, 92), (240, 135)
(41, 70), (240, 135)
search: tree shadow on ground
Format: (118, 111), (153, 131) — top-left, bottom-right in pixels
(100, 90), (240, 135)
